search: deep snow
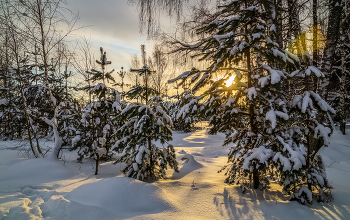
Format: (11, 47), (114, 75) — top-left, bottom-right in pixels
(0, 123), (349, 219)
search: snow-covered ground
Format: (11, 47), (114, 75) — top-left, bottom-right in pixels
(0, 124), (349, 219)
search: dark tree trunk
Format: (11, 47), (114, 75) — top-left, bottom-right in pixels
(321, 0), (342, 100)
(287, 0), (306, 56)
(306, 134), (312, 190)
(313, 0), (318, 67)
(322, 0), (342, 72)
(244, 8), (259, 188)
(95, 153), (99, 175)
(339, 5), (346, 135)
(275, 0), (283, 47)
(253, 170), (259, 189)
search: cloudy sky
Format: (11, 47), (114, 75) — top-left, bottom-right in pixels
(68, 0), (148, 77)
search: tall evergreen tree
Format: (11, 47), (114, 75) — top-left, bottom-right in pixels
(169, 0), (334, 204)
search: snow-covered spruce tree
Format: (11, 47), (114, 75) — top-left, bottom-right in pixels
(285, 67), (335, 204)
(165, 91), (183, 131)
(166, 100), (181, 128)
(56, 100), (81, 156)
(21, 59), (69, 160)
(174, 91), (202, 132)
(113, 66), (178, 180)
(167, 68), (203, 132)
(25, 74), (68, 159)
(66, 47), (122, 175)
(167, 91), (200, 132)
(170, 0), (297, 189)
(0, 24), (46, 156)
(0, 83), (22, 140)
(0, 65), (18, 140)
(56, 71), (82, 158)
(169, 0), (334, 204)
(3, 59), (48, 157)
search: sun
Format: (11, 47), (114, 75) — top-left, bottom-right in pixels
(225, 74), (236, 87)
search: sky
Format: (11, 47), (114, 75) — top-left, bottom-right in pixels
(64, 0), (212, 94)
(67, 0), (148, 84)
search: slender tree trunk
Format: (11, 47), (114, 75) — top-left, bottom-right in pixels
(36, 0), (62, 157)
(4, 32), (9, 138)
(146, 70), (154, 178)
(18, 124), (21, 138)
(95, 153), (99, 175)
(287, 0), (292, 41)
(274, 0), (283, 47)
(25, 115), (38, 157)
(313, 0), (318, 67)
(142, 44), (153, 178)
(176, 82), (179, 100)
(323, 0), (342, 72)
(18, 77), (41, 158)
(321, 0), (342, 99)
(339, 6), (346, 135)
(42, 115), (63, 160)
(36, 0), (51, 90)
(248, 51), (259, 188)
(32, 128), (43, 155)
(312, 0), (319, 91)
(244, 6), (259, 187)
(306, 133), (312, 190)
(287, 0), (304, 56)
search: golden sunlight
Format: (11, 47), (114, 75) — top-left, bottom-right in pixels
(287, 25), (326, 56)
(225, 74), (236, 87)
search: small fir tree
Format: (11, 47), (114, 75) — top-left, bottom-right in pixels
(65, 47), (121, 175)
(167, 68), (203, 132)
(113, 66), (178, 180)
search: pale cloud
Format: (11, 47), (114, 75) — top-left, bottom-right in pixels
(68, 0), (147, 73)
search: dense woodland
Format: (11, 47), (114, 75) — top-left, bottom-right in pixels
(0, 0), (349, 205)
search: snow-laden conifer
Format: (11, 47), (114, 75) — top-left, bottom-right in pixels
(66, 47), (121, 175)
(168, 89), (202, 132)
(113, 66), (178, 180)
(168, 0), (334, 204)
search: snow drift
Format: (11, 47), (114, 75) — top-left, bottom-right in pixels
(0, 158), (74, 186)
(65, 177), (172, 217)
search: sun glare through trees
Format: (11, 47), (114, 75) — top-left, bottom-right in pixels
(225, 74), (236, 87)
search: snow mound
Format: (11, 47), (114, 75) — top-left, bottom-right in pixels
(65, 177), (172, 217)
(181, 154), (202, 168)
(173, 154), (203, 179)
(0, 158), (74, 185)
(40, 195), (117, 220)
(178, 149), (187, 154)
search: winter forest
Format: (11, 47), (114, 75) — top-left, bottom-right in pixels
(0, 0), (349, 219)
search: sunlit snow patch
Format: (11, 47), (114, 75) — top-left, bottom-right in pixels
(183, 128), (208, 144)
